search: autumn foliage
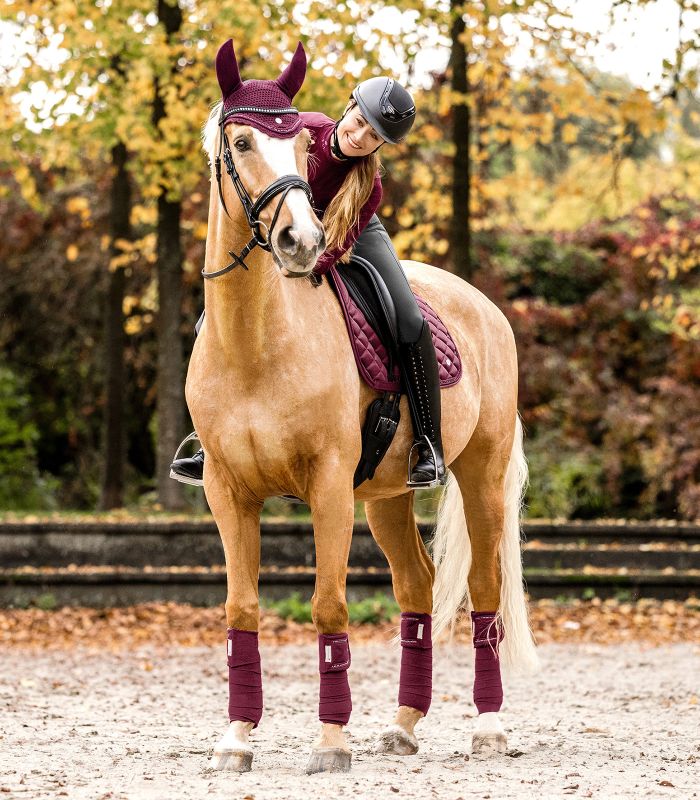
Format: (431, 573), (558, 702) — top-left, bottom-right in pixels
(0, 1), (698, 518)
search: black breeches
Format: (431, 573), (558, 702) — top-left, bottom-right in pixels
(350, 215), (425, 345)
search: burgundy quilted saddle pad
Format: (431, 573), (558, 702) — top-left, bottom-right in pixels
(328, 264), (462, 392)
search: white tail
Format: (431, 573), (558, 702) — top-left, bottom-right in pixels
(430, 414), (540, 674)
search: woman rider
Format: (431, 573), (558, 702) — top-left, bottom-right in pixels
(171, 77), (446, 489)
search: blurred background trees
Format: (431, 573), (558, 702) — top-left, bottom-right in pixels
(0, 0), (698, 518)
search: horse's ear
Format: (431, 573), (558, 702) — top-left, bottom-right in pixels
(216, 39), (242, 98)
(276, 42), (306, 100)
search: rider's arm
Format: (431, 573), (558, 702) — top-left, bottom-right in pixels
(313, 176), (382, 275)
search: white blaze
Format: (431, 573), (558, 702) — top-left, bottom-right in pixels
(252, 129), (319, 243)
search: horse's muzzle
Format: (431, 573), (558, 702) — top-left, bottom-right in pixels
(274, 224), (325, 274)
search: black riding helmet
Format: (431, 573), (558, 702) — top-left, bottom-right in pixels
(351, 77), (416, 144)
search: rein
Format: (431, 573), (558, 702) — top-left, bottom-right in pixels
(202, 106), (314, 280)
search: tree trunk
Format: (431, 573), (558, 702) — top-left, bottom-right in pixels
(154, 0), (185, 510)
(99, 141), (130, 510)
(156, 194), (184, 509)
(450, 0), (472, 280)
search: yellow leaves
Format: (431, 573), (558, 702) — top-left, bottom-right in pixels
(123, 281), (157, 336)
(124, 317), (144, 336)
(131, 205), (157, 226)
(66, 196), (89, 215)
(434, 238), (449, 255)
(66, 244), (79, 262)
(113, 238), (132, 252)
(489, 127), (511, 145)
(108, 234), (157, 272)
(14, 163), (39, 209)
(122, 295), (139, 316)
(422, 124), (443, 144)
(193, 222), (208, 241)
(561, 123), (577, 145)
(619, 88), (666, 139)
(658, 250), (698, 282)
(109, 254), (132, 271)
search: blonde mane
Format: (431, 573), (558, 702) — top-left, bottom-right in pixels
(202, 101), (224, 164)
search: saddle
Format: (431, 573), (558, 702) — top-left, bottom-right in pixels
(327, 258), (462, 487)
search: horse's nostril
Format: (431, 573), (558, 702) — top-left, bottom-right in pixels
(278, 226), (299, 254)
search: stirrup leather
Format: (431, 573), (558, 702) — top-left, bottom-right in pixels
(406, 434), (442, 489)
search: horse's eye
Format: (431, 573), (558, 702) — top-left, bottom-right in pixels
(234, 139), (249, 152)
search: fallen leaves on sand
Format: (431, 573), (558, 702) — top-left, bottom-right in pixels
(0, 597), (697, 652)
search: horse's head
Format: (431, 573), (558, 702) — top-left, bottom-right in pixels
(205, 40), (325, 278)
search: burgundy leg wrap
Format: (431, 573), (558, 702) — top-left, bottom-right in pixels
(318, 633), (352, 725)
(398, 612), (433, 715)
(227, 628), (263, 728)
(471, 611), (504, 714)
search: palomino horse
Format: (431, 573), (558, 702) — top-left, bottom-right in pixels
(186, 43), (539, 775)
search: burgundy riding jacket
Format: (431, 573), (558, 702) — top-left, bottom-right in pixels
(300, 112), (383, 275)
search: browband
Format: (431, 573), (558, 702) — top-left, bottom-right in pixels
(222, 106), (299, 120)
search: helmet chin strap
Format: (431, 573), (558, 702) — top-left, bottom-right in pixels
(331, 121), (356, 161)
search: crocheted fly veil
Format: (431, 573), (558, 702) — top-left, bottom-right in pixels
(216, 39), (307, 138)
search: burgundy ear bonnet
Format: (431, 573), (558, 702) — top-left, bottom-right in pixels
(216, 39), (306, 138)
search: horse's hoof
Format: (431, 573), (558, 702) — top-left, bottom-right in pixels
(374, 724), (419, 756)
(471, 732), (507, 755)
(209, 749), (253, 772)
(305, 747), (352, 774)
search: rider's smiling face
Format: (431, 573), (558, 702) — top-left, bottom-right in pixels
(336, 105), (384, 157)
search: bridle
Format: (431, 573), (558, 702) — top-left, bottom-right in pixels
(201, 106), (314, 280)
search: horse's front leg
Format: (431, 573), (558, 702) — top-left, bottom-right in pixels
(205, 467), (264, 773)
(305, 470), (355, 775)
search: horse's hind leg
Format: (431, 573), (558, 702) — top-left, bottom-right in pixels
(449, 431), (513, 756)
(205, 465), (264, 772)
(365, 492), (435, 756)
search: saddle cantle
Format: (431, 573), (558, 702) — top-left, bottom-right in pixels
(327, 259), (462, 392)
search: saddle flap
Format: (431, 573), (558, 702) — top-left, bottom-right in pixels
(328, 263), (462, 393)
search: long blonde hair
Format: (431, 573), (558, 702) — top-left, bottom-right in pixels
(323, 101), (383, 260)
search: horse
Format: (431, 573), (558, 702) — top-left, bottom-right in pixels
(185, 43), (539, 775)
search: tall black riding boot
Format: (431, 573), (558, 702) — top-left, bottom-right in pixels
(400, 319), (447, 488)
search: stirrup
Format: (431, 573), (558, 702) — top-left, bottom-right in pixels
(406, 435), (444, 489)
(168, 431), (203, 486)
